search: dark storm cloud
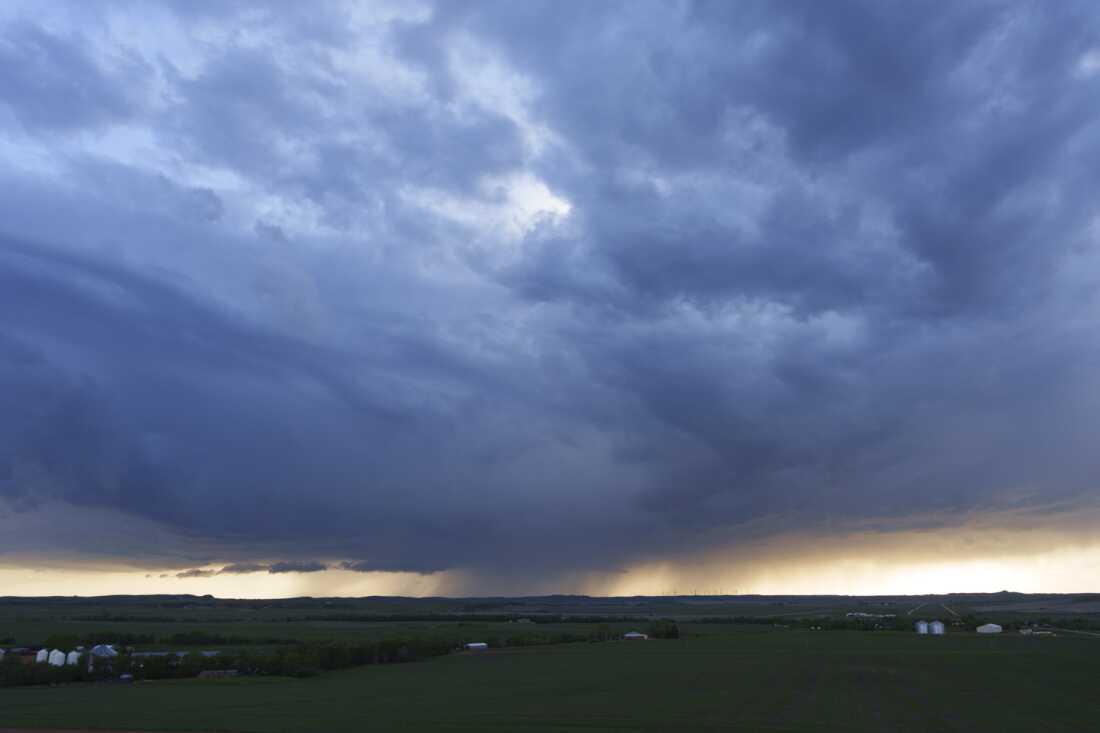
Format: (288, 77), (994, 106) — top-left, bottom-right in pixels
(3, 0), (1100, 584)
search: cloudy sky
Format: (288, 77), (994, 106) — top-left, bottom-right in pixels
(3, 0), (1100, 597)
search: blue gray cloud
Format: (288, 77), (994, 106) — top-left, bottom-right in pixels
(2, 0), (1100, 584)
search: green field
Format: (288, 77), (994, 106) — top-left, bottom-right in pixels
(3, 629), (1098, 732)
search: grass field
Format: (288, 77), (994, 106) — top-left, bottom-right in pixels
(2, 629), (1097, 732)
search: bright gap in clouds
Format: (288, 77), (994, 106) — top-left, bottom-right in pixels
(402, 171), (572, 241)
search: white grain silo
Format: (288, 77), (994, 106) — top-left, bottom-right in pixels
(914, 620), (929, 634)
(929, 620), (945, 635)
(976, 623), (1002, 634)
(48, 649), (66, 666)
(35, 648), (49, 663)
(66, 650), (81, 665)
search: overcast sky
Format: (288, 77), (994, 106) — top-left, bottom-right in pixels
(3, 0), (1100, 596)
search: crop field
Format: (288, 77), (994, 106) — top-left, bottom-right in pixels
(2, 629), (1098, 732)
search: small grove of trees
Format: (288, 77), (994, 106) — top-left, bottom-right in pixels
(647, 619), (680, 639)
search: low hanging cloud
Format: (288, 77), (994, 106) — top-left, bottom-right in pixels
(216, 563), (270, 576)
(171, 561), (330, 578)
(3, 1), (1100, 590)
(175, 568), (217, 579)
(267, 561), (328, 575)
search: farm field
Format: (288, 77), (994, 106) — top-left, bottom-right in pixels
(2, 629), (1098, 732)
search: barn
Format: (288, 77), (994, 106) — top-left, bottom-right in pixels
(977, 623), (1003, 634)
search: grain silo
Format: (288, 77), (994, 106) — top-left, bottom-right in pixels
(48, 649), (66, 666)
(35, 648), (49, 663)
(929, 620), (945, 635)
(66, 650), (81, 665)
(914, 620), (929, 634)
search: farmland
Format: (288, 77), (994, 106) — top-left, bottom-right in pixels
(1, 594), (1099, 732)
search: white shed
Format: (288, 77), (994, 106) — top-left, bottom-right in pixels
(929, 620), (945, 635)
(464, 642), (488, 651)
(623, 631), (648, 640)
(35, 648), (49, 663)
(914, 620), (929, 635)
(66, 650), (82, 665)
(977, 623), (1002, 634)
(48, 649), (66, 666)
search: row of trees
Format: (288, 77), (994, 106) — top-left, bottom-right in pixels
(695, 614), (1100, 633)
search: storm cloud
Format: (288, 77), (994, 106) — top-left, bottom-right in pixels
(3, 0), (1100, 588)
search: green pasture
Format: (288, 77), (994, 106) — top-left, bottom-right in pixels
(2, 629), (1096, 732)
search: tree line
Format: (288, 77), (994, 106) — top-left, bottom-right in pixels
(1, 620), (680, 688)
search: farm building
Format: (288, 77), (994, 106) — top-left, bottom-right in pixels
(48, 649), (66, 666)
(464, 642), (488, 650)
(0, 649), (5, 660)
(35, 649), (49, 663)
(929, 620), (945, 635)
(623, 631), (648, 640)
(90, 644), (118, 658)
(914, 620), (929, 634)
(977, 623), (1003, 634)
(66, 650), (81, 665)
